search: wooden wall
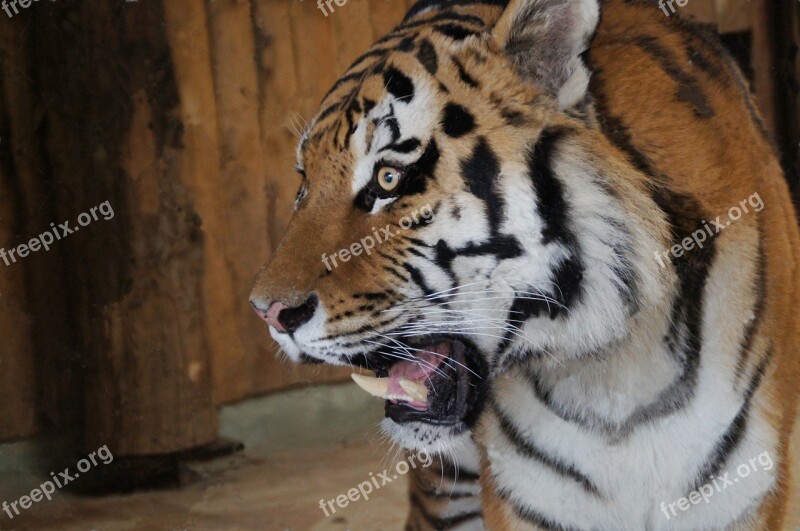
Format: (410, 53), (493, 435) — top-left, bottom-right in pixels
(0, 25), (37, 440)
(0, 0), (795, 455)
(0, 0), (416, 449)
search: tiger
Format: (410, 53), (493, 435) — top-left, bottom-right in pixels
(249, 0), (800, 528)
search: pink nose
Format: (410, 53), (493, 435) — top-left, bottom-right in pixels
(250, 296), (319, 334)
(262, 302), (288, 332)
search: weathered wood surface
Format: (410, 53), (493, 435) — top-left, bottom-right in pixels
(24, 0), (219, 455)
(0, 18), (38, 443)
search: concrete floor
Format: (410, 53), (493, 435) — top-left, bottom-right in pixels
(0, 384), (412, 530)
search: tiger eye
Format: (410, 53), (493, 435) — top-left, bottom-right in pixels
(376, 166), (401, 192)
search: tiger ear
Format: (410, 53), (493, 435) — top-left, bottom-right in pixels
(491, 0), (600, 109)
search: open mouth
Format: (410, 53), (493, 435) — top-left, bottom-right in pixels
(350, 338), (488, 427)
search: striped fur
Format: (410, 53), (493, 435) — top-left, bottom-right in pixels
(250, 0), (800, 528)
(406, 448), (484, 530)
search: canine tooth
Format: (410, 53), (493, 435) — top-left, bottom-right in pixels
(398, 379), (428, 403)
(351, 373), (390, 399)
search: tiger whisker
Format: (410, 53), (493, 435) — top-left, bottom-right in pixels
(401, 289), (566, 311)
(364, 338), (452, 381)
(418, 291), (564, 308)
(403, 279), (565, 302)
(377, 338), (482, 380)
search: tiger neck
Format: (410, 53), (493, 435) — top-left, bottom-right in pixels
(518, 305), (687, 439)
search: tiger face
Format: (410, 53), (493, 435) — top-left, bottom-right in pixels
(250, 0), (670, 454)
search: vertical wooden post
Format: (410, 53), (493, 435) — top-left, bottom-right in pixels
(0, 22), (37, 442)
(204, 0), (273, 404)
(28, 0), (218, 457)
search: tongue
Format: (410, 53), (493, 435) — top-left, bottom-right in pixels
(350, 342), (451, 410)
(387, 343), (448, 398)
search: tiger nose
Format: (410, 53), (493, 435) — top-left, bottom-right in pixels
(250, 295), (318, 334)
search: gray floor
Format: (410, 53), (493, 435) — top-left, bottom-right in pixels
(0, 383), (412, 530)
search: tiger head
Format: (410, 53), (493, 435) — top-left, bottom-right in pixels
(250, 0), (671, 454)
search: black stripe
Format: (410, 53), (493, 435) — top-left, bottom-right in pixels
(383, 115), (401, 144)
(434, 23), (480, 41)
(456, 235), (523, 260)
(415, 39), (439, 75)
(345, 48), (389, 73)
(316, 101), (342, 125)
(409, 493), (482, 529)
(686, 44), (727, 85)
(635, 36), (715, 118)
(402, 237), (430, 248)
(384, 265), (410, 282)
(353, 291), (392, 301)
(380, 137), (421, 154)
(500, 107), (527, 127)
(461, 136), (503, 232)
(378, 250), (403, 267)
(321, 66), (371, 103)
(525, 366), (620, 435)
(428, 459), (481, 482)
(493, 403), (602, 496)
(397, 35), (416, 52)
(384, 66), (415, 102)
(526, 128), (584, 312)
(638, 0), (776, 145)
(354, 187), (376, 212)
(734, 232), (766, 384)
(441, 103), (475, 138)
(495, 487), (583, 531)
(451, 56), (479, 88)
(362, 97), (376, 115)
(403, 2), (498, 23)
(341, 98), (360, 150)
(432, 235), (522, 293)
(379, 13), (485, 50)
(404, 263), (434, 296)
(412, 478), (478, 500)
(591, 69), (716, 318)
(598, 215), (640, 314)
(528, 128), (574, 246)
(549, 256), (584, 312)
(690, 347), (775, 492)
(317, 314), (403, 342)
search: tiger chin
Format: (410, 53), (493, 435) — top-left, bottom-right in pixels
(250, 0), (800, 529)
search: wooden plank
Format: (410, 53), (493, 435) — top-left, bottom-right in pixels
(332, 0), (374, 72)
(205, 0), (275, 404)
(162, 0), (245, 408)
(254, 0), (300, 252)
(0, 18), (37, 442)
(676, 0), (752, 32)
(95, 0), (220, 455)
(23, 0), (219, 456)
(371, 0), (408, 39)
(713, 0), (753, 33)
(239, 0), (353, 397)
(289, 0), (340, 115)
(679, 0), (718, 24)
